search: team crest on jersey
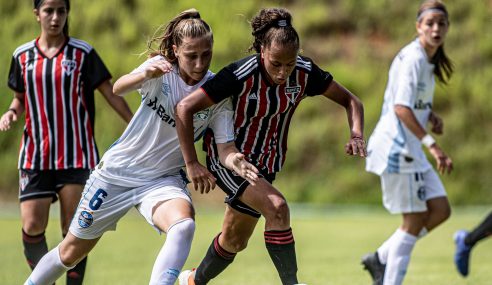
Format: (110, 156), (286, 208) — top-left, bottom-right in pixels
(78, 210), (94, 228)
(162, 83), (171, 97)
(61, 59), (77, 76)
(285, 86), (301, 103)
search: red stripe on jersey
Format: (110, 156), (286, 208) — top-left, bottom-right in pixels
(71, 49), (83, 168)
(234, 77), (253, 134)
(34, 52), (50, 170)
(55, 52), (65, 169)
(241, 76), (269, 155)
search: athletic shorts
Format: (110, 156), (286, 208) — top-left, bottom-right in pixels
(19, 169), (90, 202)
(380, 168), (447, 214)
(206, 157), (275, 218)
(69, 172), (192, 239)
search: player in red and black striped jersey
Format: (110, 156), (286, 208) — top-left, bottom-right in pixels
(0, 0), (132, 284)
(176, 8), (366, 285)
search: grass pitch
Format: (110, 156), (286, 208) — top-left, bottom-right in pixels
(1, 203), (490, 284)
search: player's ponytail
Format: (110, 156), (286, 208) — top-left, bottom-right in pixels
(417, 0), (454, 84)
(147, 8), (213, 62)
(248, 8), (299, 53)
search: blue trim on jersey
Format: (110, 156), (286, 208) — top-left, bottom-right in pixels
(387, 121), (407, 173)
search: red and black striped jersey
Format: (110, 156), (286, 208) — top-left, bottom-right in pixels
(202, 54), (333, 174)
(8, 37), (111, 170)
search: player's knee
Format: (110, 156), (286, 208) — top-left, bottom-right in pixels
(58, 246), (82, 267)
(168, 218), (195, 240)
(223, 234), (249, 252)
(266, 197), (289, 225)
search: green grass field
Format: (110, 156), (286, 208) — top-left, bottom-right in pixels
(1, 203), (491, 285)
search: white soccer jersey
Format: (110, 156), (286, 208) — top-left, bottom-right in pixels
(93, 56), (234, 187)
(366, 39), (435, 175)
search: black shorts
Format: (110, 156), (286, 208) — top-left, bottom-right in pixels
(206, 157), (275, 218)
(19, 169), (90, 202)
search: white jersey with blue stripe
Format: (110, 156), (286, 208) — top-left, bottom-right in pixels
(93, 56), (234, 187)
(366, 39), (435, 175)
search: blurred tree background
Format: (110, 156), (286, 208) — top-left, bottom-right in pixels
(1, 0), (491, 205)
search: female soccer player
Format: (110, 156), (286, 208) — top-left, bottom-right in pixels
(1, 0), (132, 284)
(23, 8), (258, 285)
(175, 8), (366, 285)
(454, 211), (492, 277)
(362, 1), (454, 284)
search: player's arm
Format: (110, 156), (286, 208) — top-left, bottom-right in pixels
(321, 80), (366, 157)
(394, 105), (452, 174)
(175, 88), (216, 194)
(113, 59), (173, 96)
(98, 80), (133, 123)
(216, 142), (259, 185)
(0, 92), (25, 131)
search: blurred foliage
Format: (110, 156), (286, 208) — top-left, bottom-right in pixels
(1, 0), (491, 205)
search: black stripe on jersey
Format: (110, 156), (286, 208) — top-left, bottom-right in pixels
(233, 56), (258, 80)
(296, 56), (312, 72)
(45, 57), (55, 168)
(27, 49), (42, 169)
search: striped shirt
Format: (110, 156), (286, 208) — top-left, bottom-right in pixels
(201, 54), (333, 174)
(8, 37), (111, 170)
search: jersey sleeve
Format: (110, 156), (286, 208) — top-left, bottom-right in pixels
(207, 98), (235, 144)
(304, 60), (333, 96)
(131, 56), (163, 98)
(84, 49), (112, 90)
(393, 53), (422, 108)
(200, 64), (243, 103)
(7, 56), (25, 93)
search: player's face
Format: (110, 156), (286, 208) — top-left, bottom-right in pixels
(417, 11), (449, 55)
(35, 0), (68, 37)
(261, 41), (298, 85)
(174, 35), (213, 85)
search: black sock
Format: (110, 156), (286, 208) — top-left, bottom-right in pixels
(194, 233), (236, 285)
(22, 229), (48, 270)
(66, 256), (87, 285)
(465, 212), (492, 247)
(265, 228), (298, 285)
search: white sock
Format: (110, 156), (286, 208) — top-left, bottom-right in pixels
(383, 229), (417, 285)
(24, 245), (74, 285)
(149, 218), (195, 285)
(377, 227), (426, 265)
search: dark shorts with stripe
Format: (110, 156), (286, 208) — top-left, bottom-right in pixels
(206, 157), (275, 218)
(19, 169), (90, 202)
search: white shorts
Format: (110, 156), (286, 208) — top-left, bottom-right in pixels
(69, 173), (192, 239)
(380, 168), (446, 214)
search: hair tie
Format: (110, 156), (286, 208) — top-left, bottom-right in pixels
(277, 19), (289, 27)
(417, 7), (446, 21)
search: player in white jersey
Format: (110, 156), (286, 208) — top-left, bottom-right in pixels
(24, 9), (258, 285)
(362, 1), (454, 285)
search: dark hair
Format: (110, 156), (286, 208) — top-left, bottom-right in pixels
(147, 8), (213, 63)
(249, 8), (299, 53)
(34, 0), (70, 37)
(417, 0), (454, 84)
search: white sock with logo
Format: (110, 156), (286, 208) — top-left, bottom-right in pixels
(149, 218), (195, 285)
(383, 229), (417, 285)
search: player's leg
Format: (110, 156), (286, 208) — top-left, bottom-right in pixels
(57, 169), (91, 285)
(148, 198), (195, 285)
(19, 169), (56, 271)
(454, 211), (492, 277)
(24, 233), (99, 285)
(239, 178), (298, 285)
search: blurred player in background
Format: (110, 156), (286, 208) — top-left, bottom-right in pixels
(176, 7), (365, 285)
(0, 0), (132, 284)
(454, 211), (492, 277)
(363, 1), (454, 284)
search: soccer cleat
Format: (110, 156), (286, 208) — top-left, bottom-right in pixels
(454, 230), (472, 277)
(361, 252), (386, 285)
(178, 269), (196, 285)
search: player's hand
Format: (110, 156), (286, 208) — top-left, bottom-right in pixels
(345, 136), (367, 157)
(429, 145), (453, 174)
(185, 160), (216, 194)
(143, 59), (173, 79)
(429, 112), (444, 135)
(0, 110), (17, 131)
(229, 153), (259, 186)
